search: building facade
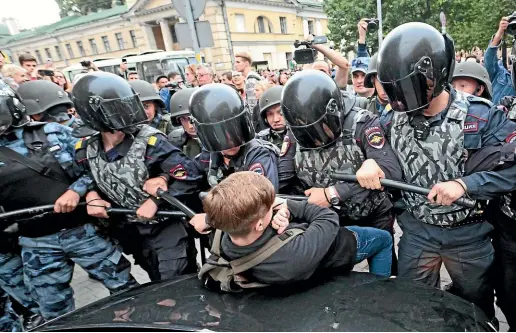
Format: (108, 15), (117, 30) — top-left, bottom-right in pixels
(0, 0), (329, 72)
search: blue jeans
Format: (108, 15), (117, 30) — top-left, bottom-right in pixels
(346, 226), (392, 277)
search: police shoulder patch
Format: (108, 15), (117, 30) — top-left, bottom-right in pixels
(506, 132), (516, 144)
(249, 163), (264, 175)
(148, 136), (158, 146)
(280, 137), (291, 157)
(75, 138), (85, 150)
(365, 126), (385, 149)
(463, 122), (478, 132)
(170, 164), (188, 180)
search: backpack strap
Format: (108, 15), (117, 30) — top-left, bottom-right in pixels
(231, 228), (304, 274)
(211, 229), (223, 257)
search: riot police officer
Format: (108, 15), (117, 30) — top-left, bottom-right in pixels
(0, 78), (137, 321)
(373, 22), (516, 323)
(17, 80), (81, 128)
(280, 70), (402, 274)
(167, 88), (210, 172)
(0, 80), (42, 329)
(363, 53), (391, 118)
(189, 83), (280, 190)
(128, 79), (174, 135)
(452, 61), (493, 101)
(256, 86), (286, 148)
(72, 72), (202, 282)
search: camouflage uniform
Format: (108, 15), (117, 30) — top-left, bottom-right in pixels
(256, 128), (285, 149)
(168, 128), (211, 173)
(0, 289), (22, 332)
(385, 89), (516, 319)
(0, 122), (136, 320)
(150, 113), (174, 135)
(244, 72), (261, 111)
(294, 109), (400, 228)
(75, 125), (203, 281)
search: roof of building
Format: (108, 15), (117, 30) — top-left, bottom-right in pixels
(0, 24), (10, 37)
(0, 5), (128, 46)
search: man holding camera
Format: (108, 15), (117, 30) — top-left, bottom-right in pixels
(485, 16), (516, 104)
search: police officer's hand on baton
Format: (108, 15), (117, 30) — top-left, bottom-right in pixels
(85, 191), (111, 218)
(143, 176), (168, 197)
(54, 189), (81, 213)
(356, 159), (385, 190)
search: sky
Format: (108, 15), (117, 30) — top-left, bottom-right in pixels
(0, 0), (61, 30)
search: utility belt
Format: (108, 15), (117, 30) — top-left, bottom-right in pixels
(418, 210), (486, 229)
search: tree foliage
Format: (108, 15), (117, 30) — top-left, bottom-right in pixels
(324, 0), (514, 53)
(55, 0), (126, 17)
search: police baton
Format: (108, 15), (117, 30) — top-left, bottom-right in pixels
(331, 172), (476, 209)
(0, 204), (188, 221)
(156, 188), (196, 219)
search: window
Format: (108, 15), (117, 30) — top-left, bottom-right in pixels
(76, 41), (86, 57)
(235, 14), (245, 32)
(130, 30), (138, 47)
(89, 39), (98, 55)
(115, 33), (125, 50)
(102, 36), (111, 52)
(307, 20), (314, 35)
(256, 16), (273, 33)
(66, 44), (74, 58)
(44, 48), (52, 60)
(54, 45), (62, 60)
(34, 50), (43, 63)
(280, 17), (287, 34)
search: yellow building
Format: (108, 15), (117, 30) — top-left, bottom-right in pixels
(0, 0), (329, 72)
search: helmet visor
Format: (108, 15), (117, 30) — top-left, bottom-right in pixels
(193, 111), (255, 152)
(0, 97), (13, 136)
(95, 95), (148, 130)
(289, 113), (341, 149)
(379, 72), (433, 113)
(511, 55), (516, 90)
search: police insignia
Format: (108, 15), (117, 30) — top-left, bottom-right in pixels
(365, 126), (385, 149)
(170, 164), (188, 180)
(464, 122), (478, 132)
(148, 136), (158, 146)
(506, 132), (516, 144)
(280, 139), (290, 157)
(75, 139), (83, 150)
(249, 163), (264, 175)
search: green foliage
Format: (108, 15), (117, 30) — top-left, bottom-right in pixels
(324, 0), (514, 53)
(55, 0), (126, 17)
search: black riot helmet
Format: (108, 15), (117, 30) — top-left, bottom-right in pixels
(170, 88), (197, 126)
(377, 22), (455, 113)
(128, 79), (166, 110)
(72, 72), (147, 133)
(0, 79), (29, 135)
(259, 85), (283, 118)
(189, 83), (254, 152)
(364, 53), (378, 89)
(281, 70), (342, 149)
(17, 80), (72, 122)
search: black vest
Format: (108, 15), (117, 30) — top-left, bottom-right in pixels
(0, 125), (90, 237)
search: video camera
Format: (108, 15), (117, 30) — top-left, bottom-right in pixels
(364, 18), (379, 31)
(293, 35), (328, 64)
(507, 12), (516, 35)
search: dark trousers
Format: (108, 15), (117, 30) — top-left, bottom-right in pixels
(397, 212), (495, 319)
(113, 220), (197, 281)
(491, 211), (516, 330)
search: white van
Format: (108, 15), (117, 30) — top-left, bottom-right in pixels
(62, 50), (204, 83)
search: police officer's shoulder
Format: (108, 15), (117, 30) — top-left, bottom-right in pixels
(466, 94), (494, 109)
(256, 128), (271, 139)
(42, 121), (74, 136)
(354, 107), (377, 123)
(167, 127), (186, 147)
(251, 138), (280, 156)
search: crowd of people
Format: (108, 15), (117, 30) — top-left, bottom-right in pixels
(0, 12), (515, 332)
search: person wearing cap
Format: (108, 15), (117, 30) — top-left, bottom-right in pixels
(452, 61), (493, 101)
(351, 57), (374, 98)
(129, 79), (174, 135)
(363, 53), (391, 117)
(168, 87), (210, 172)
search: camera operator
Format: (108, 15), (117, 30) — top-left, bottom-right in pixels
(485, 15), (516, 104)
(305, 35), (350, 89)
(350, 19), (374, 98)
